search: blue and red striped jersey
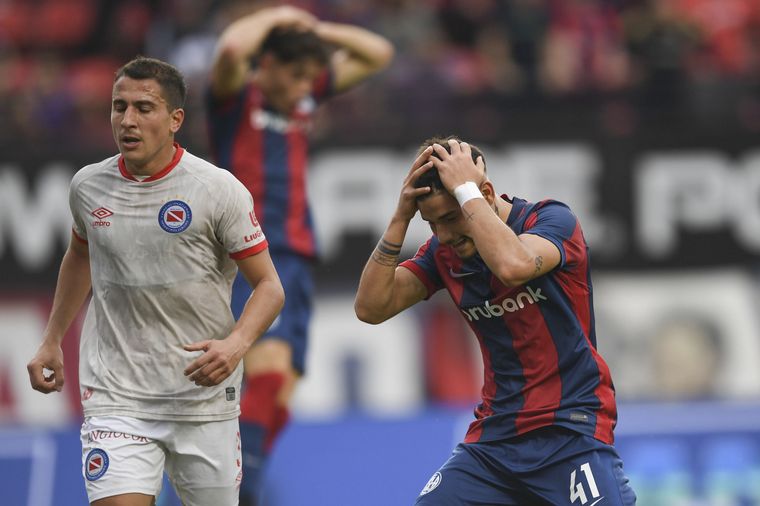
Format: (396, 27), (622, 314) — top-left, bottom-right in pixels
(206, 71), (332, 258)
(400, 197), (618, 445)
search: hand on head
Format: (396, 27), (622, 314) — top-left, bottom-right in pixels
(430, 139), (485, 193)
(271, 5), (317, 32)
(394, 145), (435, 222)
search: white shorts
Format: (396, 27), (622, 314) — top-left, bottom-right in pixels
(80, 415), (242, 505)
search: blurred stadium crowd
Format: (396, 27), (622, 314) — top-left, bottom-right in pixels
(2, 0), (759, 151)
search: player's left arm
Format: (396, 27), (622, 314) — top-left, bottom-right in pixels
(315, 21), (394, 93)
(184, 250), (284, 387)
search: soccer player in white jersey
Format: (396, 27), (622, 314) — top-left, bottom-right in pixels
(26, 56), (285, 506)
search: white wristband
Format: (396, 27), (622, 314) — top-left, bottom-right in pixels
(453, 182), (483, 207)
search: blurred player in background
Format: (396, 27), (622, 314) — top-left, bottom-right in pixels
(355, 136), (636, 505)
(26, 56), (284, 506)
(207, 5), (393, 504)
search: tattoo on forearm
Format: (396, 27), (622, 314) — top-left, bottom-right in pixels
(464, 210), (475, 222)
(380, 238), (402, 249)
(372, 238), (402, 267)
(534, 255), (544, 273)
(376, 238), (402, 257)
(371, 250), (399, 267)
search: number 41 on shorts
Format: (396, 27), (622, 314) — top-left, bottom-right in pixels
(570, 462), (602, 505)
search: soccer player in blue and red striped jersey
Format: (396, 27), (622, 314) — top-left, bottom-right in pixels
(355, 136), (636, 505)
(207, 6), (393, 505)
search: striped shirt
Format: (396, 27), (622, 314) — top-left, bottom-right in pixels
(206, 71), (332, 259)
(401, 197), (617, 444)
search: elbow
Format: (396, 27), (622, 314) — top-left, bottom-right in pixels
(274, 285), (286, 312)
(267, 279), (285, 313)
(216, 40), (248, 68)
(370, 40), (394, 72)
(354, 300), (386, 325)
(360, 39), (394, 74)
(375, 40), (395, 70)
(492, 263), (532, 288)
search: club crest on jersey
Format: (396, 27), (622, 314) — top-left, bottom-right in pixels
(420, 472), (442, 496)
(158, 200), (192, 233)
(84, 448), (109, 481)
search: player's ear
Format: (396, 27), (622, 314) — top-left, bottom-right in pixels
(479, 180), (496, 205)
(170, 108), (185, 133)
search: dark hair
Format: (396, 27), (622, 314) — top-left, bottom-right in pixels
(413, 135), (487, 200)
(260, 27), (329, 66)
(114, 56), (187, 110)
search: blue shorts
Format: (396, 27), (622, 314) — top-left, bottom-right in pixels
(231, 253), (313, 374)
(416, 427), (636, 506)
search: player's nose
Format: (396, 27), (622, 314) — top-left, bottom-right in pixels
(297, 79), (313, 98)
(120, 106), (138, 127)
(436, 225), (455, 244)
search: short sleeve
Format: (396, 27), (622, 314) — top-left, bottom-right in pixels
(521, 200), (585, 269)
(216, 175), (268, 259)
(399, 237), (444, 299)
(69, 176), (88, 243)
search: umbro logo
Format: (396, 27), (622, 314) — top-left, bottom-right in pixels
(449, 268), (475, 278)
(91, 207), (113, 219)
(91, 207), (113, 227)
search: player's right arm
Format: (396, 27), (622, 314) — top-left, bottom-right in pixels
(27, 232), (91, 393)
(210, 6), (317, 98)
(184, 249), (284, 387)
(355, 148), (434, 324)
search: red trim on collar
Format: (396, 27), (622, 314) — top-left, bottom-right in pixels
(118, 143), (185, 182)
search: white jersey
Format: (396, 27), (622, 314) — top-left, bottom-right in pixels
(70, 146), (267, 421)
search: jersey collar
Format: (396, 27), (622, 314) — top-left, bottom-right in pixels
(504, 194), (526, 226)
(118, 143), (184, 182)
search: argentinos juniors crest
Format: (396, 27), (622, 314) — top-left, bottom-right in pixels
(84, 448), (109, 481)
(158, 200), (192, 233)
